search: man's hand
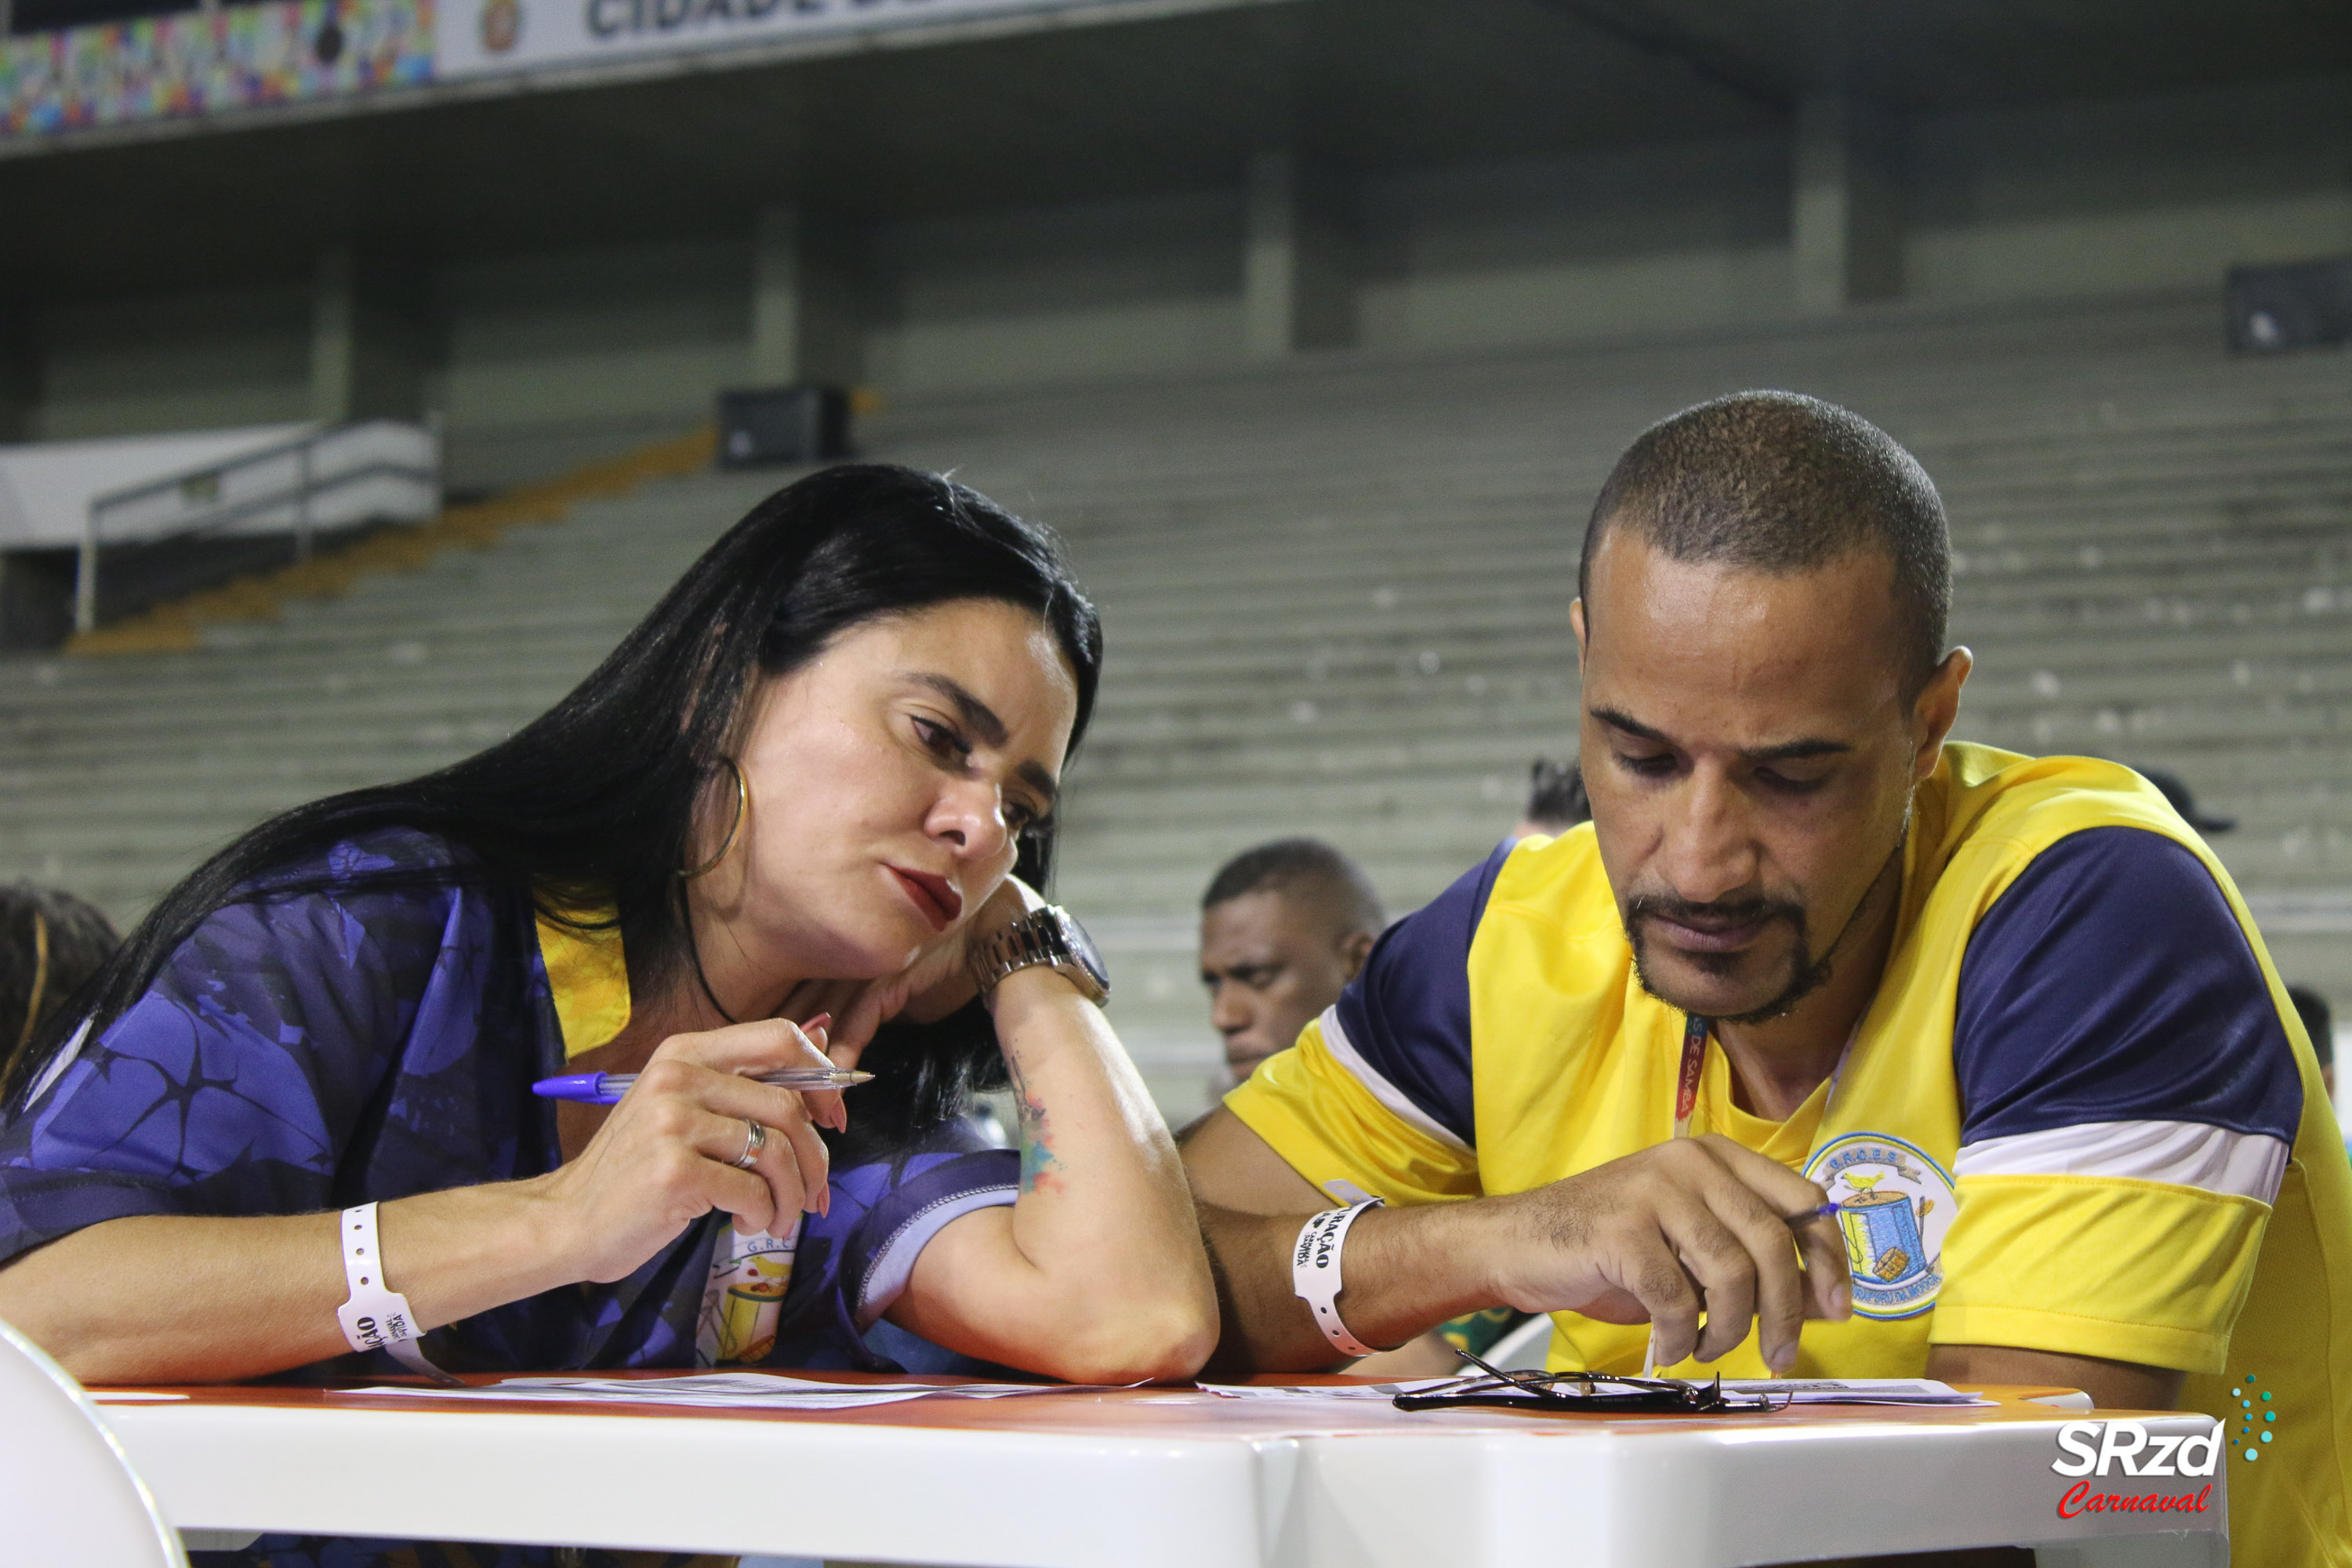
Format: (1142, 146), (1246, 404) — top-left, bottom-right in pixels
(1482, 1134), (1853, 1372)
(1184, 1110), (1852, 1374)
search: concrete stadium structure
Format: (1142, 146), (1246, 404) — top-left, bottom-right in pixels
(5, 291), (2348, 1116)
(2, 2), (2350, 1114)
(0, 3), (2347, 484)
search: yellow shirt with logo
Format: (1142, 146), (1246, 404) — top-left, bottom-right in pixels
(1228, 743), (2352, 1566)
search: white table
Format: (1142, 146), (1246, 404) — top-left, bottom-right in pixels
(96, 1376), (2229, 1567)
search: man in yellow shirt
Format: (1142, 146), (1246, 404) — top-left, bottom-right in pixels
(1184, 391), (2352, 1565)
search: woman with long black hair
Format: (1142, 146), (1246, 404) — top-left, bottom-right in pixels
(0, 465), (1215, 1410)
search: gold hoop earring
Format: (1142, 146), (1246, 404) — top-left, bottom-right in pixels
(681, 757), (747, 880)
(14, 909), (48, 1055)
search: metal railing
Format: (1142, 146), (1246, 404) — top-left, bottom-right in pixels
(74, 421), (441, 633)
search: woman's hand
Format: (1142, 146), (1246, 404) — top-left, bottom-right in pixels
(785, 876), (1047, 1069)
(0, 1014), (849, 1384)
(535, 1017), (838, 1283)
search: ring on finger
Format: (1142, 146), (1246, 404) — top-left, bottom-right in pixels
(734, 1120), (767, 1171)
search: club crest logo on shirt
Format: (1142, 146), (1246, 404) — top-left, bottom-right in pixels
(1802, 1133), (1956, 1319)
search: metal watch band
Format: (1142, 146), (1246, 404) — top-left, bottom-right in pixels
(971, 906), (1107, 1004)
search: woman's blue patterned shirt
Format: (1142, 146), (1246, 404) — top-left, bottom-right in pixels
(0, 828), (1020, 1381)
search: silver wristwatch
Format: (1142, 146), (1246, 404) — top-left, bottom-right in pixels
(967, 905), (1111, 1005)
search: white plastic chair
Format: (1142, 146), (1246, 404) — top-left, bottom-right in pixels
(0, 1315), (187, 1566)
(1479, 1311), (1556, 1372)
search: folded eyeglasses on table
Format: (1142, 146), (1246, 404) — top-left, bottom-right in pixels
(1388, 1350), (1785, 1414)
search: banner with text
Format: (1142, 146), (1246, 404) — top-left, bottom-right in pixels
(435, 0), (1114, 81)
(2, 0), (430, 140)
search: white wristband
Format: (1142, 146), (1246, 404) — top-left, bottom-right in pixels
(1291, 1199), (1385, 1358)
(336, 1203), (458, 1384)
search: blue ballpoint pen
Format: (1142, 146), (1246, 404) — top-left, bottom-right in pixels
(531, 1068), (875, 1105)
(1639, 1200), (1851, 1377)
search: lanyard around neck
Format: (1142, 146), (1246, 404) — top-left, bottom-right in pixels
(1649, 1009), (1857, 1380)
(1671, 1012), (1709, 1139)
(1672, 1010), (1859, 1142)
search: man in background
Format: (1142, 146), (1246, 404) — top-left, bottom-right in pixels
(2139, 767), (2238, 839)
(1515, 758), (1591, 840)
(1199, 838), (1385, 1085)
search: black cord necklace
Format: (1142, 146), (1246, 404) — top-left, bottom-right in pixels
(674, 883), (739, 1026)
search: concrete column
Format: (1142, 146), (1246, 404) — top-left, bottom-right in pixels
(310, 250), (357, 423)
(1791, 93), (1904, 315)
(749, 204), (862, 387)
(310, 249), (428, 424)
(1243, 149), (1357, 361)
(0, 313), (42, 649)
(0, 313), (33, 444)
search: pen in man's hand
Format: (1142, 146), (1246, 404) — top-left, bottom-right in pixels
(530, 1068), (875, 1105)
(1639, 1203), (1850, 1377)
(1635, 1202), (1849, 1378)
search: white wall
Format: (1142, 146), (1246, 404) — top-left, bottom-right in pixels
(17, 70), (2350, 482)
(1905, 72), (2352, 305)
(1354, 133), (1796, 353)
(34, 282), (310, 441)
(864, 187), (1245, 395)
(852, 70), (2351, 395)
(433, 237), (753, 492)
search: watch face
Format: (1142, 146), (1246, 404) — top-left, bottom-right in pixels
(1052, 908), (1111, 993)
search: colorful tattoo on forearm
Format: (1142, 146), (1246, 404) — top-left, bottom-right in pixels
(1008, 1059), (1065, 1195)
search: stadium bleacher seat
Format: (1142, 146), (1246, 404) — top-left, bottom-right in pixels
(4, 290), (2347, 1116)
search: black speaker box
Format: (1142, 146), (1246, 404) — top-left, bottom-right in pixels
(2227, 258), (2352, 355)
(716, 385), (851, 468)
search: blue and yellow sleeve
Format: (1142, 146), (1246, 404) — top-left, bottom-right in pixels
(1221, 843), (1517, 1207)
(1934, 1175), (2271, 1372)
(1225, 1018), (1483, 1207)
(1935, 828), (2303, 1372)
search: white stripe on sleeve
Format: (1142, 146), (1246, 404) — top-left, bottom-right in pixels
(854, 1184), (1018, 1330)
(1316, 1005), (1472, 1152)
(1955, 1120), (2290, 1203)
(20, 1017), (93, 1113)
